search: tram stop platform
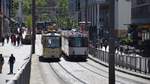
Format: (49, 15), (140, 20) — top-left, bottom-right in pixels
(0, 41), (31, 84)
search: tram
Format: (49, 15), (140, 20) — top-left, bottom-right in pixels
(41, 32), (61, 60)
(61, 31), (88, 60)
(36, 22), (45, 34)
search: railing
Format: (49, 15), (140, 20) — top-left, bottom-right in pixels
(6, 58), (31, 84)
(89, 47), (150, 75)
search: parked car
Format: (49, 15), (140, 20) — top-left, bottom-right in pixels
(22, 34), (31, 44)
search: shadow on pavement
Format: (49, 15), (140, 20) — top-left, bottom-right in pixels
(39, 56), (60, 63)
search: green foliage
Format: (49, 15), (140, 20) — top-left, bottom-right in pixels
(22, 0), (47, 15)
(25, 15), (32, 28)
(120, 36), (133, 45)
(58, 0), (69, 15)
(23, 0), (46, 28)
(36, 0), (47, 7)
(57, 0), (78, 29)
(23, 0), (31, 15)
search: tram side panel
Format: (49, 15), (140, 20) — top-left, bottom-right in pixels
(61, 36), (70, 56)
(69, 47), (88, 59)
(61, 36), (88, 60)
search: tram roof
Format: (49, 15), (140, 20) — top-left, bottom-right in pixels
(61, 31), (87, 37)
(42, 32), (61, 37)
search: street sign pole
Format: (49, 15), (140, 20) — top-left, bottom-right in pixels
(32, 0), (36, 54)
(108, 0), (115, 84)
(85, 0), (88, 32)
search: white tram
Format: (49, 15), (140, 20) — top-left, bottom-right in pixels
(61, 31), (88, 60)
(41, 32), (61, 59)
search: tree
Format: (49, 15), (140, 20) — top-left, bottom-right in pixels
(57, 0), (78, 29)
(25, 15), (32, 34)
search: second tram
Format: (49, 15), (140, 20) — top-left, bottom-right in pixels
(61, 31), (88, 60)
(41, 32), (61, 60)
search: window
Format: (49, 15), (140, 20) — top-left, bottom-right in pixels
(136, 0), (146, 5)
(46, 37), (60, 48)
(69, 37), (88, 47)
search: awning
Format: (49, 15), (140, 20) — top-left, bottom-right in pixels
(10, 18), (17, 23)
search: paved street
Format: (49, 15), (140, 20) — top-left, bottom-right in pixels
(0, 40), (31, 84)
(30, 35), (150, 84)
(0, 34), (149, 84)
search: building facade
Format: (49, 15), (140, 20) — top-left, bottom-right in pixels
(77, 0), (109, 44)
(115, 0), (131, 37)
(69, 0), (131, 45)
(0, 0), (11, 38)
(68, 0), (78, 22)
(0, 0), (3, 38)
(131, 0), (150, 48)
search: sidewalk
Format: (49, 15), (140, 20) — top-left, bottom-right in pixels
(29, 54), (44, 84)
(0, 41), (31, 84)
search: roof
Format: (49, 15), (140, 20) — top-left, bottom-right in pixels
(61, 31), (88, 37)
(42, 32), (61, 37)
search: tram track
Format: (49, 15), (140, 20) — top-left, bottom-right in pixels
(77, 59), (146, 84)
(48, 58), (147, 84)
(49, 62), (87, 84)
(49, 63), (67, 84)
(76, 62), (123, 84)
(57, 62), (87, 84)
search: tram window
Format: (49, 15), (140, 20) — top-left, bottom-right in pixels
(69, 37), (88, 47)
(47, 37), (60, 48)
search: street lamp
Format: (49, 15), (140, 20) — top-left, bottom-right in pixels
(108, 0), (116, 84)
(85, 0), (88, 33)
(18, 0), (23, 28)
(32, 0), (36, 54)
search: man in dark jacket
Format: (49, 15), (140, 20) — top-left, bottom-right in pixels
(1, 36), (5, 46)
(8, 54), (15, 74)
(0, 54), (4, 73)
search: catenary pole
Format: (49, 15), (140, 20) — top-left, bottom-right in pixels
(85, 0), (88, 32)
(32, 0), (36, 54)
(108, 0), (115, 84)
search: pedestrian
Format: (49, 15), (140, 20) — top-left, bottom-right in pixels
(6, 34), (9, 43)
(100, 39), (103, 49)
(13, 35), (16, 46)
(148, 59), (150, 74)
(103, 39), (108, 51)
(0, 54), (4, 73)
(120, 46), (123, 55)
(16, 35), (20, 46)
(1, 36), (5, 46)
(11, 34), (14, 44)
(8, 54), (15, 74)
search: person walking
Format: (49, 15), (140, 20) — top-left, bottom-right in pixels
(8, 54), (15, 74)
(16, 35), (20, 46)
(148, 59), (150, 74)
(11, 34), (15, 44)
(1, 36), (5, 46)
(0, 54), (4, 73)
(6, 34), (9, 43)
(13, 35), (16, 46)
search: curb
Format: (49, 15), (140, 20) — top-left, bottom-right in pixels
(88, 54), (150, 80)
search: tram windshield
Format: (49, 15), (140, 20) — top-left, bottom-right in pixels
(69, 37), (88, 47)
(47, 36), (60, 48)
